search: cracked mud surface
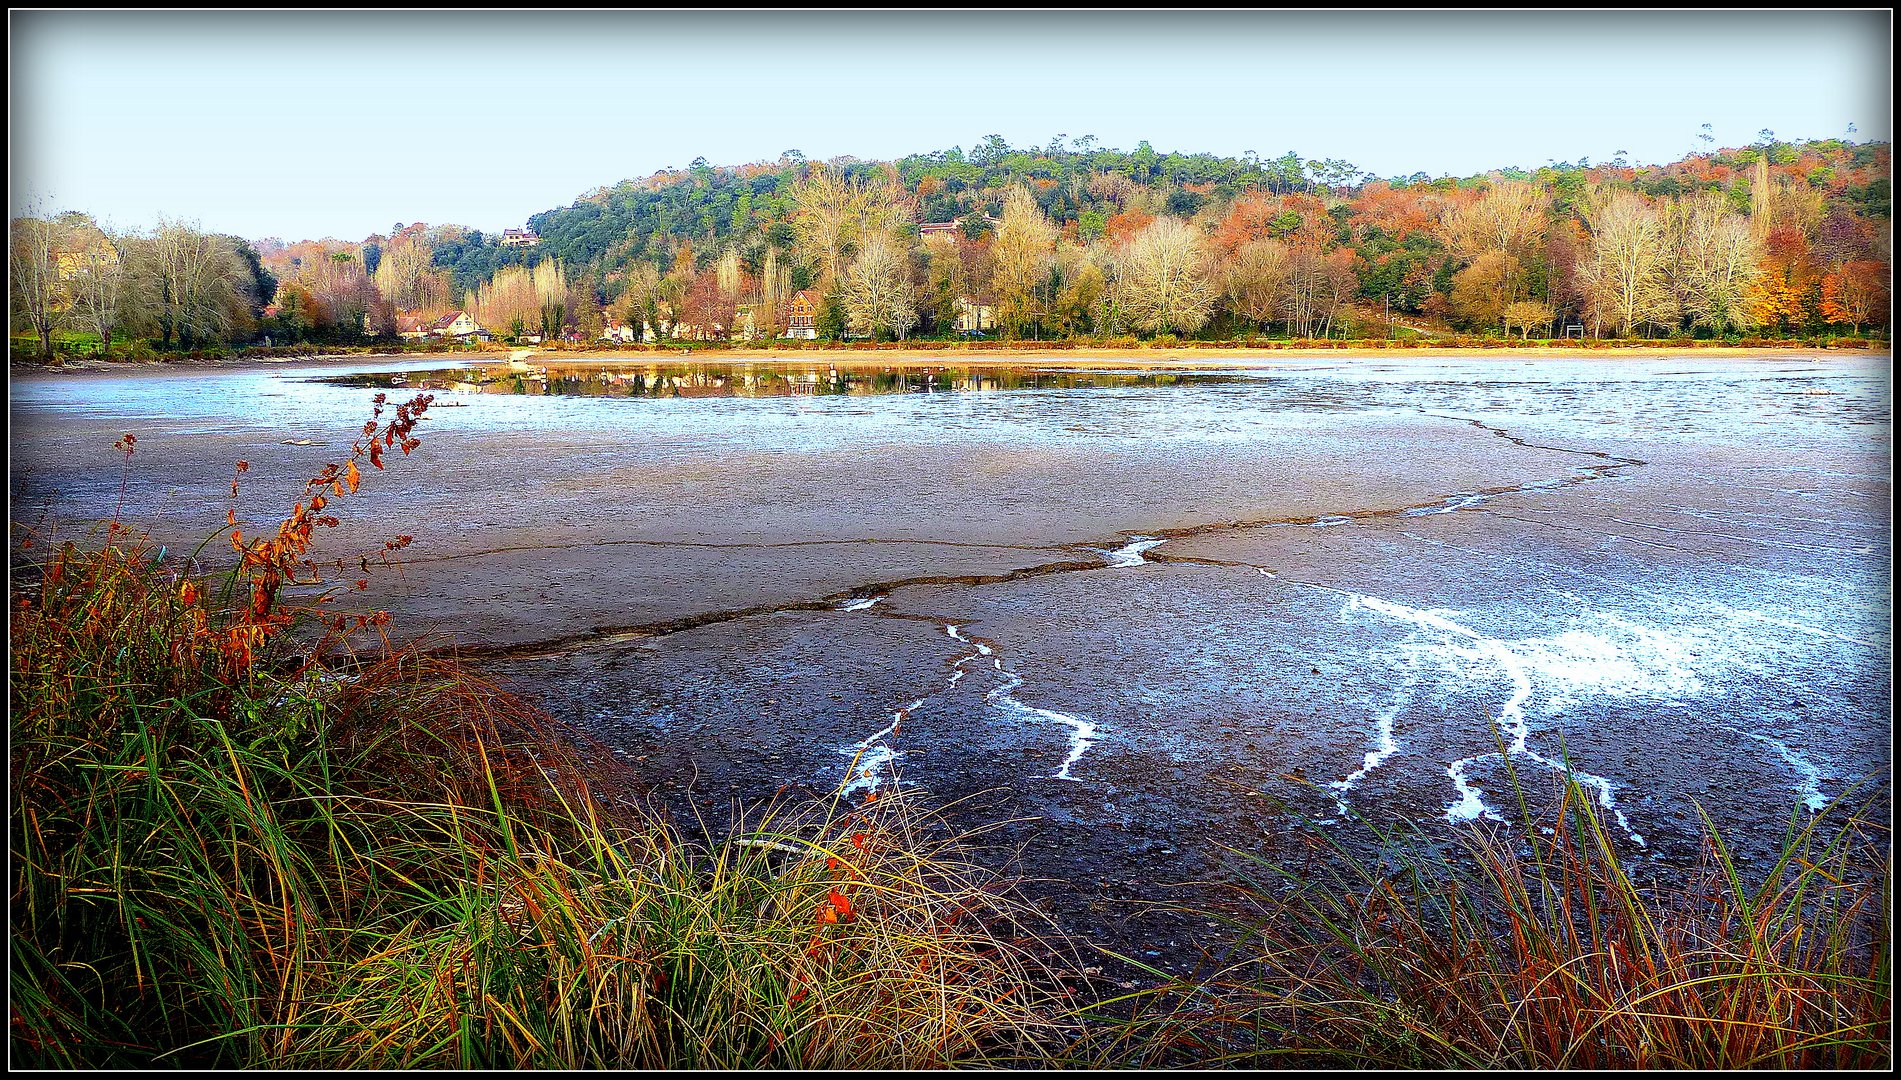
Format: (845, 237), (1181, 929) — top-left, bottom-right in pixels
(12, 353), (1892, 978)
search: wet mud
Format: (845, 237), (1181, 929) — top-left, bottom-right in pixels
(10, 353), (1892, 978)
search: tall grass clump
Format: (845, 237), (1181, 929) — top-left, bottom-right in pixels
(1098, 777), (1890, 1068)
(10, 401), (1071, 1068)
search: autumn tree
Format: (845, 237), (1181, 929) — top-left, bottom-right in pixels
(841, 234), (918, 339)
(1442, 179), (1548, 333)
(1283, 219), (1356, 338)
(469, 265), (547, 341)
(756, 247), (792, 336)
(1218, 238), (1292, 333)
(532, 259), (569, 339)
(921, 233), (967, 332)
(1820, 261), (1888, 334)
(990, 185), (1059, 337)
(1050, 242), (1106, 336)
(678, 266), (735, 339)
(1749, 225), (1818, 332)
(568, 279), (605, 340)
(1314, 247), (1363, 338)
(1114, 217), (1214, 335)
(1502, 300), (1555, 339)
(1576, 192), (1677, 337)
(1669, 191), (1761, 335)
(612, 263), (668, 340)
(295, 251), (380, 336)
(1450, 251), (1523, 331)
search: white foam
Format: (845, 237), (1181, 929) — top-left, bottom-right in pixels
(1335, 590), (1651, 844)
(1726, 727), (1830, 812)
(1384, 544), (1859, 815)
(839, 707), (906, 796)
(947, 624), (1097, 780)
(985, 659), (1099, 781)
(1328, 651), (1421, 809)
(1097, 536), (1168, 567)
(837, 595), (883, 612)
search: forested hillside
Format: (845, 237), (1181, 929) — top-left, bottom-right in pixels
(11, 134), (1891, 356)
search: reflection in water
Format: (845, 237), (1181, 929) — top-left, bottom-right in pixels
(319, 362), (1246, 399)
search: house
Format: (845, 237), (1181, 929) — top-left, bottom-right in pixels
(656, 320), (726, 342)
(500, 229), (541, 247)
(730, 304), (762, 341)
(428, 311), (485, 339)
(953, 297), (995, 334)
(783, 291), (818, 339)
(919, 219), (961, 239)
(600, 318), (641, 344)
(395, 312), (435, 341)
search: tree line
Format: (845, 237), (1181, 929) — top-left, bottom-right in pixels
(10, 134), (1891, 359)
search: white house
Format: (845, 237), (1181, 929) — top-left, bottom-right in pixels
(429, 311), (485, 339)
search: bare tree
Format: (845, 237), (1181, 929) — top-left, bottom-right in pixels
(842, 234), (918, 339)
(1444, 180), (1548, 263)
(9, 212), (66, 360)
(372, 233), (451, 312)
(1577, 191), (1678, 338)
(140, 218), (248, 348)
(1670, 191), (1761, 334)
(789, 164), (914, 288)
(67, 228), (147, 353)
(1115, 217), (1215, 335)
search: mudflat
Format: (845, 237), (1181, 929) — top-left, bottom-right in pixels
(9, 351), (1891, 974)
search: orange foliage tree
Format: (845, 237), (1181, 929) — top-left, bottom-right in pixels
(1820, 261), (1890, 334)
(1749, 226), (1818, 332)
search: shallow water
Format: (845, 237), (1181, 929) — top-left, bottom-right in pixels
(10, 351), (1892, 972)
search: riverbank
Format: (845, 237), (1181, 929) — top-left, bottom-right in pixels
(10, 340), (1890, 377)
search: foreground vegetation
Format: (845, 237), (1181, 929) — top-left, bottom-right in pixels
(1092, 782), (1891, 1068)
(9, 408), (1073, 1068)
(10, 405), (1891, 1067)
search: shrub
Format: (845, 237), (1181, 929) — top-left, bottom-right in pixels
(1087, 776), (1891, 1069)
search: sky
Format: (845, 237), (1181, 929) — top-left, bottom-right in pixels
(9, 11), (1892, 243)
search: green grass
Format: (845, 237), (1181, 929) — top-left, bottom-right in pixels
(8, 537), (1075, 1067)
(1075, 774), (1891, 1069)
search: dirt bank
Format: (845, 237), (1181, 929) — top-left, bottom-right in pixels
(11, 342), (1886, 379)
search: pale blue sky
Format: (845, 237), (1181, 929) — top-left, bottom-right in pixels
(9, 11), (1891, 242)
